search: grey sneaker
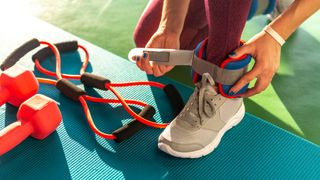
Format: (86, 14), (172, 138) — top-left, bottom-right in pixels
(158, 73), (245, 158)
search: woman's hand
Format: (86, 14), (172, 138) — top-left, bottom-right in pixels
(134, 0), (190, 77)
(135, 30), (180, 77)
(229, 31), (281, 97)
(229, 0), (320, 97)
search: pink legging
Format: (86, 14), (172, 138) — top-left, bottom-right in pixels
(133, 0), (252, 65)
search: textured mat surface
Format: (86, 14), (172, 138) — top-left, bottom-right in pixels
(0, 15), (320, 179)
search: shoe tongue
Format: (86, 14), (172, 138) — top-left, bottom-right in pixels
(200, 73), (218, 95)
(177, 73), (218, 129)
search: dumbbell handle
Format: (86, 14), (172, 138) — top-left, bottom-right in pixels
(0, 89), (10, 106)
(0, 121), (33, 156)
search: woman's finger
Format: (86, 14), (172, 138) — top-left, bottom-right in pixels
(243, 76), (271, 97)
(140, 53), (153, 74)
(152, 63), (163, 77)
(159, 65), (174, 74)
(229, 43), (254, 59)
(135, 55), (143, 70)
(229, 67), (260, 94)
(158, 64), (167, 73)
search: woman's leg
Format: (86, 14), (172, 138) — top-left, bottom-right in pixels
(133, 0), (162, 48)
(204, 0), (252, 65)
(133, 0), (208, 50)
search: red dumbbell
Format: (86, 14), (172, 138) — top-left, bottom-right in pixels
(0, 65), (39, 107)
(0, 94), (62, 156)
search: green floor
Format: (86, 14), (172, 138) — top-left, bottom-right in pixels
(2, 0), (320, 145)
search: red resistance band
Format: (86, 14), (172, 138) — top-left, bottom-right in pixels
(32, 40), (184, 142)
(0, 39), (171, 142)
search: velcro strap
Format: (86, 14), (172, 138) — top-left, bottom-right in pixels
(140, 49), (247, 85)
(143, 49), (193, 66)
(192, 56), (247, 85)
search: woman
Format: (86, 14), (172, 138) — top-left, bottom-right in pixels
(133, 0), (320, 158)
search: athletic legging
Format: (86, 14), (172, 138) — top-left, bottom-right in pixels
(133, 0), (252, 65)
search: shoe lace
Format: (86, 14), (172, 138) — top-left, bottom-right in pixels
(177, 73), (217, 128)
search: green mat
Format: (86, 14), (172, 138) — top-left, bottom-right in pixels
(0, 15), (320, 179)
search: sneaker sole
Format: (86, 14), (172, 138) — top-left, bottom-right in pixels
(158, 103), (245, 158)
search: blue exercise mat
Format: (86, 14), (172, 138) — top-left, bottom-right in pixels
(0, 15), (319, 179)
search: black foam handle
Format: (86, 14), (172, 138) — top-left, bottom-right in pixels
(113, 105), (156, 143)
(32, 41), (78, 62)
(0, 39), (40, 70)
(163, 84), (185, 117)
(56, 79), (86, 101)
(80, 73), (110, 90)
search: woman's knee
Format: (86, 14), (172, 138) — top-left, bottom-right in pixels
(133, 0), (163, 47)
(133, 24), (147, 47)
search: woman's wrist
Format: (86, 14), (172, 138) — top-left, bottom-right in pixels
(263, 26), (286, 46)
(158, 0), (190, 37)
(157, 24), (181, 38)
